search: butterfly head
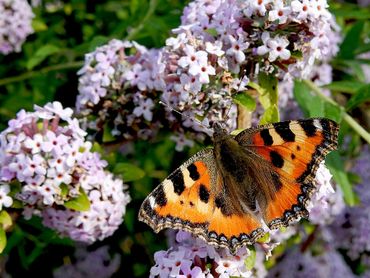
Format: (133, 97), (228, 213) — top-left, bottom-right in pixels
(212, 122), (229, 142)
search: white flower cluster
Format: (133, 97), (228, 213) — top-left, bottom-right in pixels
(0, 102), (130, 243)
(0, 0), (34, 55)
(77, 39), (164, 140)
(150, 231), (260, 278)
(76, 0), (341, 150)
(307, 163), (345, 226)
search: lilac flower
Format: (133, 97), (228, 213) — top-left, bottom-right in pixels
(0, 183), (13, 210)
(0, 0), (34, 55)
(267, 247), (354, 278)
(257, 32), (291, 62)
(307, 163), (345, 226)
(53, 246), (120, 278)
(325, 146), (370, 260)
(0, 102), (88, 207)
(0, 102), (130, 243)
(150, 231), (262, 278)
(42, 169), (130, 243)
(76, 39), (164, 141)
(170, 133), (194, 152)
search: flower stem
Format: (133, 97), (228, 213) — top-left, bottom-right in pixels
(0, 61), (84, 86)
(303, 79), (370, 145)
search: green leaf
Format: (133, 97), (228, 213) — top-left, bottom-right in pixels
(0, 226), (6, 253)
(88, 36), (110, 51)
(323, 102), (343, 122)
(205, 28), (218, 37)
(31, 19), (48, 32)
(260, 104), (279, 125)
(233, 93), (256, 111)
(346, 84), (370, 110)
(255, 73), (279, 124)
(294, 80), (344, 122)
(26, 44), (61, 70)
(64, 188), (91, 211)
(323, 81), (364, 94)
(326, 151), (358, 206)
(114, 162), (145, 182)
(258, 73), (278, 109)
(245, 246), (256, 270)
(103, 123), (116, 143)
(339, 21), (364, 59)
(0, 211), (12, 230)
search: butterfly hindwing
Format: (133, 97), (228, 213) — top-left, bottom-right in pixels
(235, 118), (339, 229)
(138, 148), (265, 253)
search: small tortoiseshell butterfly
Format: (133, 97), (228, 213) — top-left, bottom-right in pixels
(139, 118), (339, 253)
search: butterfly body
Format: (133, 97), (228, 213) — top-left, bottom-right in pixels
(139, 118), (339, 253)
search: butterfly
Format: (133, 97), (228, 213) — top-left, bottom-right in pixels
(138, 118), (339, 253)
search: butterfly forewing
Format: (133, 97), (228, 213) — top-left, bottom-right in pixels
(235, 118), (339, 228)
(138, 148), (265, 253)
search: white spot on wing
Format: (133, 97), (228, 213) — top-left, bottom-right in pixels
(182, 167), (194, 188)
(162, 179), (180, 202)
(313, 119), (322, 130)
(149, 196), (155, 208)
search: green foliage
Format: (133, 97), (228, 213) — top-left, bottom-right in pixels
(232, 92), (256, 111)
(64, 188), (91, 211)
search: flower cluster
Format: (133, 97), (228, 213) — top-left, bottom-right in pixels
(0, 102), (130, 243)
(77, 40), (164, 141)
(268, 247), (354, 278)
(53, 246), (121, 278)
(0, 0), (34, 55)
(325, 146), (370, 260)
(307, 163), (345, 226)
(150, 231), (264, 278)
(76, 0), (341, 150)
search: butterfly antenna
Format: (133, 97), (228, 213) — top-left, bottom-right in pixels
(159, 101), (212, 132)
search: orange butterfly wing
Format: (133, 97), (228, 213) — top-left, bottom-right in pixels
(235, 118), (339, 228)
(138, 149), (265, 253)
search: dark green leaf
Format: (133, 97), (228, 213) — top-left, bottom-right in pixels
(346, 84), (370, 110)
(64, 188), (91, 211)
(323, 102), (343, 122)
(293, 80), (324, 117)
(326, 151), (358, 206)
(338, 21), (364, 59)
(323, 81), (364, 94)
(26, 44), (61, 70)
(233, 92), (256, 111)
(114, 162), (145, 182)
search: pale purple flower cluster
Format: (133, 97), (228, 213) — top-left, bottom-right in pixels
(267, 247), (354, 278)
(41, 163), (130, 243)
(77, 39), (164, 141)
(0, 102), (88, 208)
(0, 0), (34, 55)
(0, 102), (130, 243)
(150, 231), (262, 278)
(76, 0), (341, 151)
(53, 246), (121, 278)
(307, 163), (345, 226)
(324, 146), (370, 260)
